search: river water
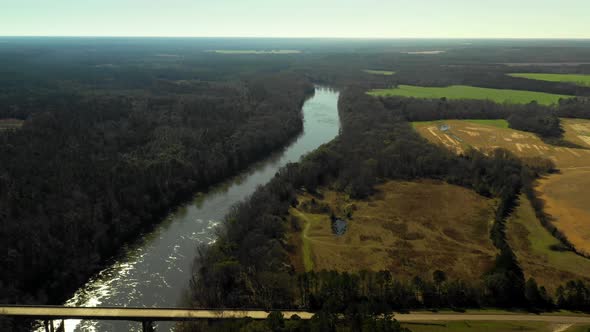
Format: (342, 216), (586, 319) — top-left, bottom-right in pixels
(50, 87), (340, 332)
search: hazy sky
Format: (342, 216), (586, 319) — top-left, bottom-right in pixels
(1, 0), (589, 38)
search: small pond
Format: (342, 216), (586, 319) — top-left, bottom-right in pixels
(332, 218), (348, 236)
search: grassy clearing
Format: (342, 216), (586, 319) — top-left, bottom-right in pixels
(287, 180), (497, 280)
(403, 50), (446, 55)
(414, 120), (590, 279)
(402, 321), (583, 332)
(413, 120), (590, 169)
(565, 325), (590, 332)
(461, 119), (509, 128)
(290, 209), (318, 272)
(509, 73), (590, 87)
(363, 69), (396, 76)
(302, 217), (314, 272)
(208, 50), (301, 54)
(507, 194), (590, 292)
(0, 119), (23, 130)
(408, 309), (590, 316)
(537, 169), (590, 257)
(561, 118), (590, 148)
(368, 85), (573, 105)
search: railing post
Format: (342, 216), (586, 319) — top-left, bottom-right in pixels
(57, 319), (65, 332)
(44, 320), (49, 332)
(49, 320), (55, 332)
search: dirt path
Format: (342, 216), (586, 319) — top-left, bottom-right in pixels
(291, 209), (314, 271)
(552, 324), (573, 332)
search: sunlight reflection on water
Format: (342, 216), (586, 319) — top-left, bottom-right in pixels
(35, 87), (340, 332)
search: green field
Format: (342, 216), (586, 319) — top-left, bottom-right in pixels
(403, 321), (588, 332)
(461, 119), (509, 128)
(368, 85), (573, 105)
(208, 49), (301, 54)
(290, 209), (317, 272)
(364, 69), (396, 76)
(509, 73), (590, 87)
(412, 119), (509, 129)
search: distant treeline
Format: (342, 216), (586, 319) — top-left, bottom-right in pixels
(180, 310), (409, 332)
(0, 73), (313, 325)
(379, 96), (590, 139)
(183, 269), (590, 331)
(186, 88), (590, 332)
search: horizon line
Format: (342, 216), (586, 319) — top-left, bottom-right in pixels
(1, 35), (590, 40)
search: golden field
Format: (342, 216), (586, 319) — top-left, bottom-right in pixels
(413, 120), (590, 169)
(507, 195), (590, 291)
(287, 180), (498, 281)
(414, 119), (590, 263)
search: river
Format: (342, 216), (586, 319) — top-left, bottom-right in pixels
(50, 87), (340, 332)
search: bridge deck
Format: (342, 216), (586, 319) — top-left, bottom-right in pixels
(3, 306), (590, 325)
(0, 306), (314, 321)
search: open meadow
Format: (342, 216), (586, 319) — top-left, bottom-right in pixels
(287, 180), (498, 280)
(363, 69), (396, 75)
(412, 120), (590, 168)
(540, 119), (590, 257)
(509, 73), (590, 87)
(537, 169), (590, 256)
(507, 195), (590, 292)
(368, 85), (574, 105)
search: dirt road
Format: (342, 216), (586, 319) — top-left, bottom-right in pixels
(395, 312), (590, 324)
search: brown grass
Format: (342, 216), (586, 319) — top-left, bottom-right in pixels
(287, 180), (498, 281)
(414, 120), (590, 169)
(537, 169), (590, 256)
(562, 118), (590, 148)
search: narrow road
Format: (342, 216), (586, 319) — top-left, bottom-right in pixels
(395, 313), (590, 324)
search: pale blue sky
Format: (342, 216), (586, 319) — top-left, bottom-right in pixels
(1, 0), (588, 38)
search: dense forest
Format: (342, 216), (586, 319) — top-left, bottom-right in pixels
(389, 65), (590, 97)
(0, 73), (313, 311)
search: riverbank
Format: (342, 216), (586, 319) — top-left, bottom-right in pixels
(56, 87), (341, 332)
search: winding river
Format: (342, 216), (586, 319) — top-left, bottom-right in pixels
(52, 87), (340, 332)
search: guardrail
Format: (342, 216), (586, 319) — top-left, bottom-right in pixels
(0, 305), (314, 332)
